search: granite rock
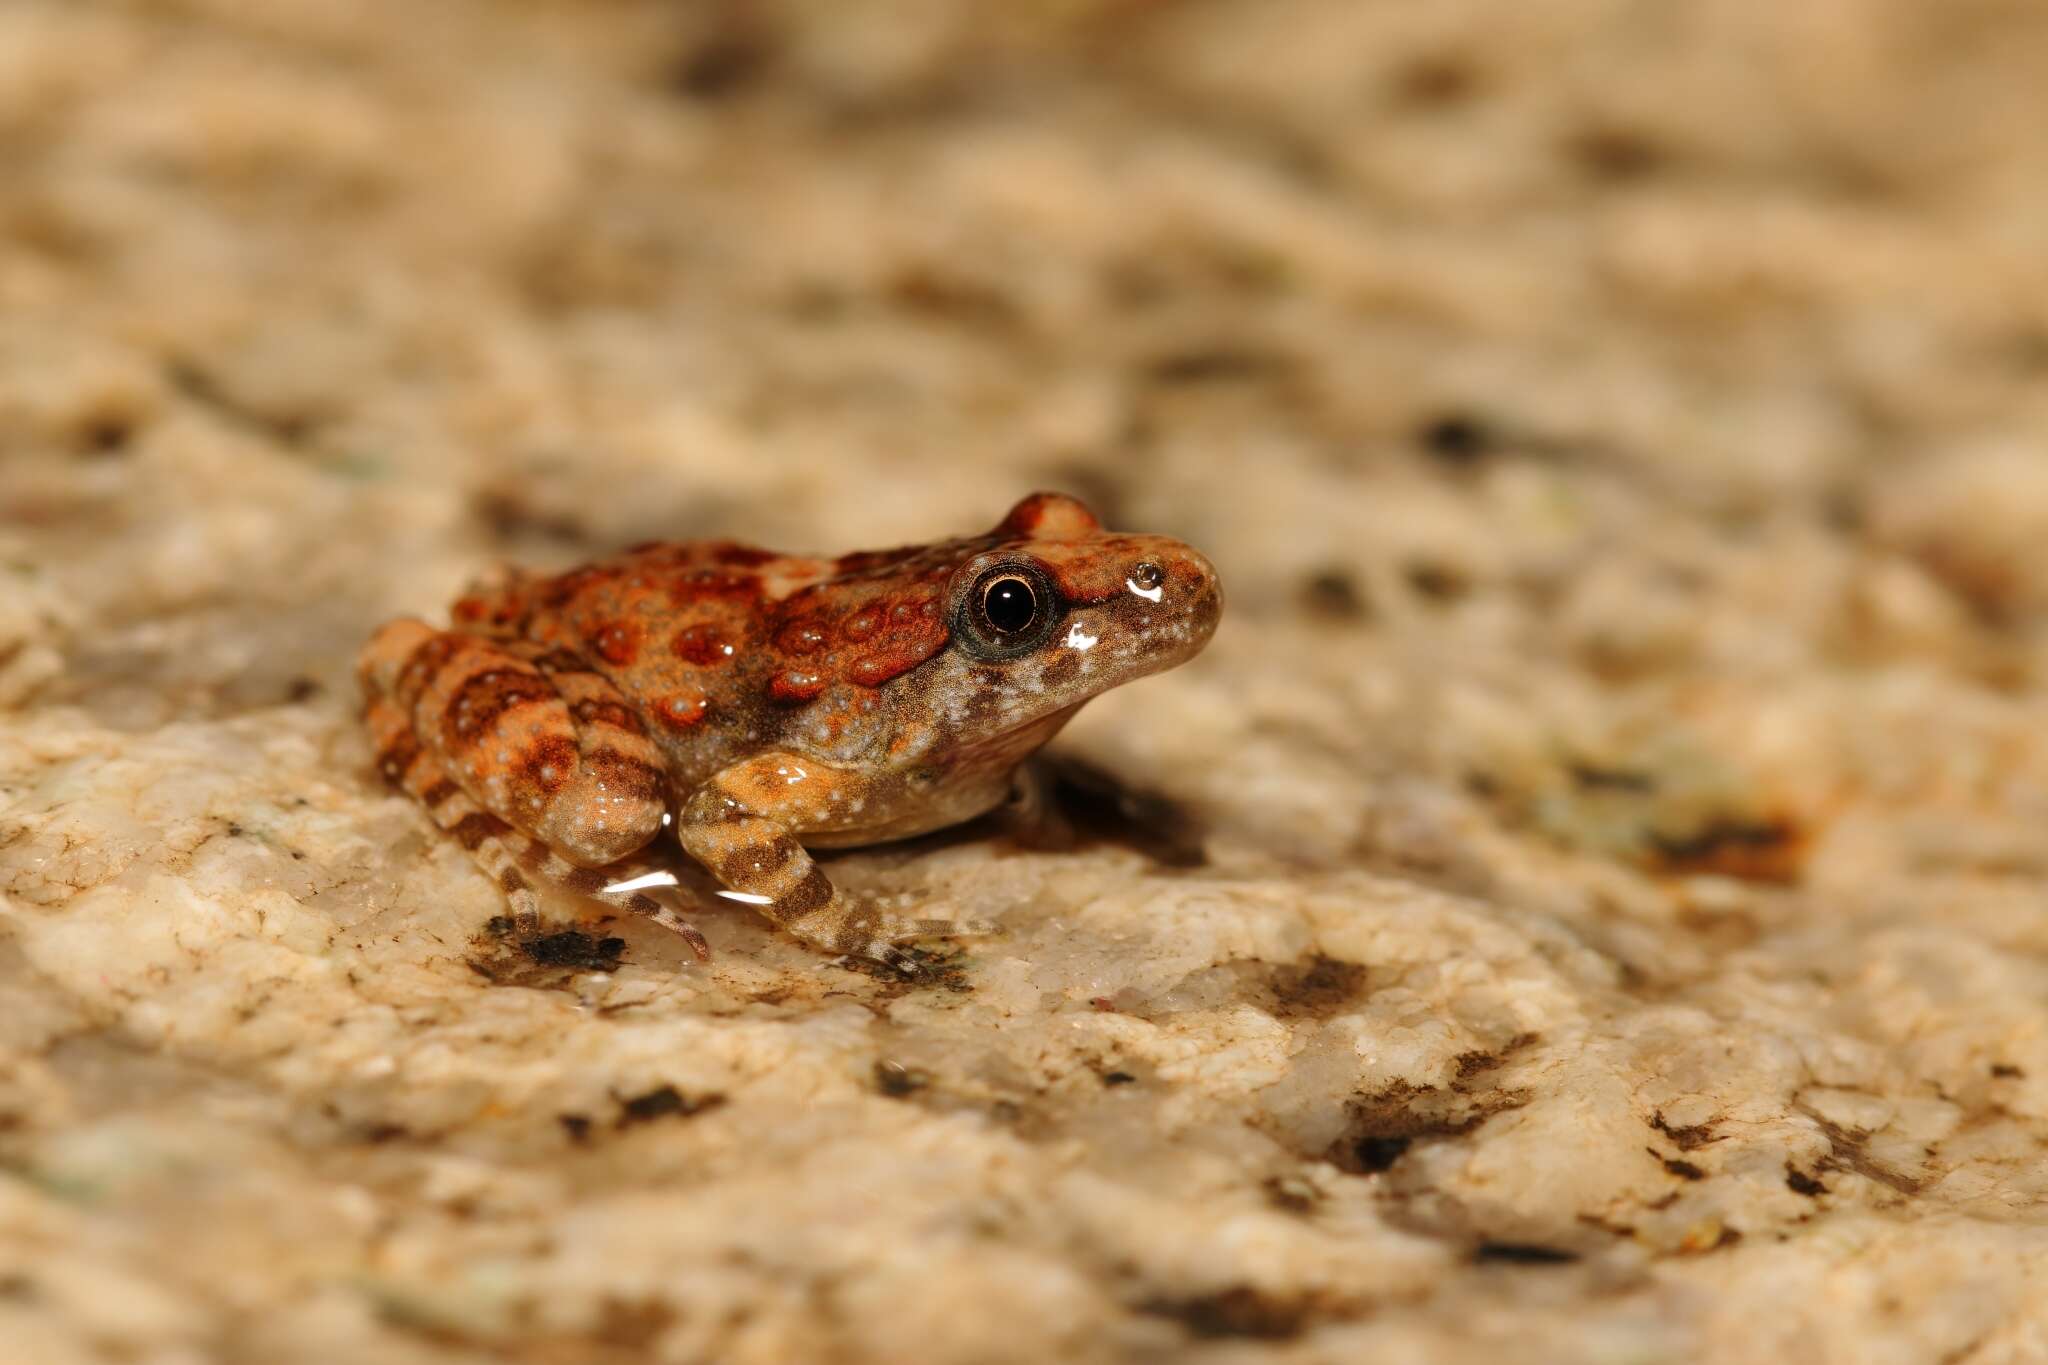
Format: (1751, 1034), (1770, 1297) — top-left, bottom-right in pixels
(4, 2), (2048, 1361)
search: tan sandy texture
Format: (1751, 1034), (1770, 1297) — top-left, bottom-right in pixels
(6, 1), (2048, 1361)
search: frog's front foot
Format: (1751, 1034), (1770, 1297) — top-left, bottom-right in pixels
(795, 897), (995, 973)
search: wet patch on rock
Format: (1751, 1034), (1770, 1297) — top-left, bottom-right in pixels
(614, 1085), (726, 1129)
(1136, 1284), (1353, 1341)
(1265, 955), (1369, 1020)
(468, 918), (625, 987)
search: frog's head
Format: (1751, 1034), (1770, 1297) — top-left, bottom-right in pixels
(922, 492), (1222, 741)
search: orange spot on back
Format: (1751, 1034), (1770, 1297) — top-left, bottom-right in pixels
(769, 670), (828, 704)
(775, 617), (830, 655)
(657, 693), (711, 728)
(845, 591), (947, 688)
(672, 623), (731, 666)
(588, 620), (642, 667)
(848, 653), (921, 687)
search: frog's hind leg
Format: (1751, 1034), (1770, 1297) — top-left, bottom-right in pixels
(358, 619), (669, 867)
(364, 687), (546, 935)
(366, 685), (711, 958)
(361, 620), (710, 951)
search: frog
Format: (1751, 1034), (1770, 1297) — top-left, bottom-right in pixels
(358, 492), (1223, 968)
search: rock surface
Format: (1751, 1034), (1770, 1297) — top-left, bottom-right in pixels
(6, 1), (2048, 1361)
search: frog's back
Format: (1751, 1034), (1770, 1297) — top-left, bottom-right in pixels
(446, 533), (974, 786)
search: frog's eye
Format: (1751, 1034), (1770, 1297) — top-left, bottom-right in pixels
(956, 559), (1062, 660)
(980, 575), (1039, 635)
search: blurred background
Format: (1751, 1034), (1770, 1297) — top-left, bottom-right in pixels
(8, 5), (2048, 1360)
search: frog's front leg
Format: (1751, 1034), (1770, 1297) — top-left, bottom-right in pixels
(676, 752), (957, 965)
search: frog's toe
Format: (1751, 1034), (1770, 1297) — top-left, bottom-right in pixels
(860, 941), (926, 974)
(892, 915), (998, 941)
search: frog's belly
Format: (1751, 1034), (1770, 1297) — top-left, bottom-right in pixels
(798, 777), (1011, 849)
(787, 705), (1077, 849)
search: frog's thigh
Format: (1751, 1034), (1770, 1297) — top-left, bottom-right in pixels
(675, 752), (905, 956)
(366, 622), (668, 866)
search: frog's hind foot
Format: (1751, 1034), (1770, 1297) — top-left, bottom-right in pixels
(615, 890), (712, 961)
(816, 904), (997, 972)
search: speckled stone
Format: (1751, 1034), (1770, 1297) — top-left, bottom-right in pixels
(5, 2), (2048, 1361)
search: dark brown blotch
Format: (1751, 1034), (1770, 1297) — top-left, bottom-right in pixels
(1786, 1167), (1827, 1197)
(570, 697), (648, 735)
(776, 867), (835, 919)
(584, 747), (665, 802)
(720, 838), (794, 885)
(711, 542), (778, 568)
(451, 811), (510, 850)
(523, 929), (625, 971)
(1135, 1285), (1329, 1341)
(530, 648), (598, 677)
(557, 865), (612, 895)
(1298, 568), (1370, 621)
(375, 729), (422, 783)
(517, 733), (582, 795)
(1647, 817), (1805, 885)
(1473, 1242), (1580, 1266)
(1650, 1111), (1719, 1151)
(615, 1085), (726, 1128)
(444, 668), (556, 744)
(1267, 956), (1368, 1020)
(395, 634), (464, 709)
(1653, 1149), (1707, 1180)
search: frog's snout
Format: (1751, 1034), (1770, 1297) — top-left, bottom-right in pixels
(1104, 539), (1221, 673)
(1158, 545), (1221, 635)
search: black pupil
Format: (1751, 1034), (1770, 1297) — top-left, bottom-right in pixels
(982, 577), (1038, 635)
